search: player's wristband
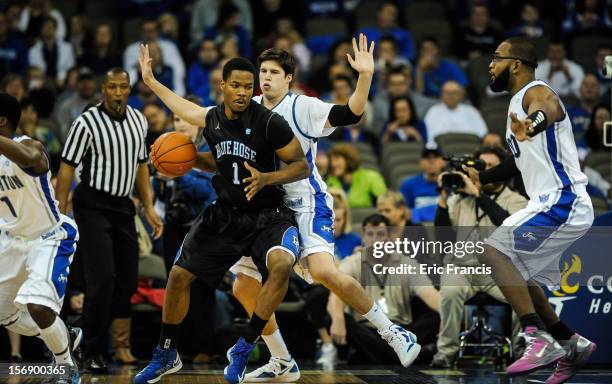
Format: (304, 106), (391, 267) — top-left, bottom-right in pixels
(527, 110), (549, 137)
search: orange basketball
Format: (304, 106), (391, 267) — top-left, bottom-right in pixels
(150, 132), (197, 177)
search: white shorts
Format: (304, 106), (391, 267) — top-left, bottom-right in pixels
(486, 187), (593, 286)
(0, 217), (78, 325)
(230, 192), (335, 284)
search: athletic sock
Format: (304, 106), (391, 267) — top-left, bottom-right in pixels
(362, 303), (393, 331)
(548, 321), (575, 341)
(262, 329), (291, 360)
(245, 314), (267, 343)
(38, 317), (72, 365)
(519, 313), (545, 331)
(159, 323), (179, 349)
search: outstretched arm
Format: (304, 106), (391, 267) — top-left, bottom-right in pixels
(139, 44), (209, 127)
(325, 33), (375, 129)
(510, 85), (565, 141)
(194, 151), (217, 173)
(0, 137), (48, 174)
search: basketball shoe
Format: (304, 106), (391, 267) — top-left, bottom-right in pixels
(546, 334), (597, 384)
(507, 326), (566, 375)
(244, 356), (300, 382)
(378, 325), (421, 367)
(224, 337), (256, 384)
(133, 347), (182, 384)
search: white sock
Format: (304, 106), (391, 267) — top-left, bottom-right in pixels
(362, 303), (393, 331)
(262, 329), (291, 360)
(38, 317), (72, 365)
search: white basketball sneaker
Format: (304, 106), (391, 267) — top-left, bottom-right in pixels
(379, 324), (421, 367)
(244, 356), (300, 382)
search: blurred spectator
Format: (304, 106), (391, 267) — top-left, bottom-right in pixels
(203, 2), (252, 59)
(399, 146), (445, 223)
(567, 73), (600, 157)
(146, 41), (177, 93)
(326, 75), (376, 146)
(289, 65), (318, 97)
(190, 0), (253, 48)
(1, 73), (26, 101)
(372, 65), (437, 133)
(328, 214), (440, 365)
(424, 81), (487, 146)
(4, 3), (24, 37)
(326, 143), (387, 208)
(415, 37), (468, 98)
(123, 19), (185, 96)
(158, 12), (179, 43)
(252, 0), (298, 41)
(584, 103), (611, 153)
(28, 16), (75, 87)
(457, 1), (502, 60)
(380, 95), (426, 144)
(507, 1), (547, 38)
(54, 66), (79, 104)
(359, 2), (415, 60)
(143, 102), (172, 148)
(202, 67), (224, 105)
(563, 0), (612, 35)
(218, 35), (240, 60)
(79, 23), (122, 76)
(187, 38), (219, 103)
(535, 42), (584, 98)
(25, 65), (45, 91)
(19, 96), (61, 171)
(67, 14), (90, 59)
(127, 78), (158, 111)
(594, 43), (612, 95)
(273, 20), (311, 72)
(316, 149), (330, 178)
(376, 35), (410, 76)
(0, 12), (28, 77)
(54, 69), (98, 141)
(328, 187), (361, 260)
(18, 0), (66, 42)
(309, 38), (352, 94)
(482, 132), (504, 148)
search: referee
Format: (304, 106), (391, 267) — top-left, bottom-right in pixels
(55, 67), (163, 372)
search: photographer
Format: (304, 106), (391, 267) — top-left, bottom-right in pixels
(431, 147), (527, 368)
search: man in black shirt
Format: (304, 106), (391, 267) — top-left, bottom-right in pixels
(135, 48), (309, 384)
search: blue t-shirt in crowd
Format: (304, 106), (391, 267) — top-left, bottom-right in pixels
(423, 59), (469, 98)
(358, 27), (415, 60)
(567, 105), (590, 150)
(335, 232), (362, 260)
(399, 173), (440, 223)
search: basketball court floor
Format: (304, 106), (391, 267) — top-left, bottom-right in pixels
(3, 363), (612, 383)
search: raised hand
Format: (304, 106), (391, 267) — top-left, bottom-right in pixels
(138, 44), (155, 84)
(347, 33), (375, 75)
(509, 112), (534, 142)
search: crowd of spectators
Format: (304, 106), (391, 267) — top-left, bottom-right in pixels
(1, 0), (611, 367)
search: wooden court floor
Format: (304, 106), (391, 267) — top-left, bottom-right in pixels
(2, 363), (612, 384)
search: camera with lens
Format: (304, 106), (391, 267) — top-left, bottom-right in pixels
(441, 155), (486, 193)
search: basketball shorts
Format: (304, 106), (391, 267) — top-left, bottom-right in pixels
(175, 200), (300, 288)
(231, 192), (335, 284)
(486, 186), (593, 286)
(0, 217), (79, 326)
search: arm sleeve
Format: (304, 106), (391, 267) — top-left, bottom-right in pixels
(61, 118), (92, 166)
(479, 156), (520, 185)
(267, 113), (295, 150)
(328, 104), (362, 127)
(475, 194), (511, 226)
(434, 205), (452, 226)
(295, 95), (334, 137)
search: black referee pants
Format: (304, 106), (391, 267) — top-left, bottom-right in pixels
(73, 187), (138, 357)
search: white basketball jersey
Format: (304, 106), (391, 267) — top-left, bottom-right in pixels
(0, 136), (61, 238)
(253, 94), (334, 211)
(505, 80), (588, 201)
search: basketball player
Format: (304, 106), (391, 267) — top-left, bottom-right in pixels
(230, 35), (420, 382)
(135, 50), (310, 384)
(463, 37), (596, 383)
(0, 93), (80, 384)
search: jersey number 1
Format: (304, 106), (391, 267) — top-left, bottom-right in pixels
(232, 162), (240, 185)
(1, 196), (17, 217)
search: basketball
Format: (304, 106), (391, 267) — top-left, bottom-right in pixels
(150, 132), (197, 177)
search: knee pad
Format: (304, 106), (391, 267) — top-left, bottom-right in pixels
(5, 311), (40, 337)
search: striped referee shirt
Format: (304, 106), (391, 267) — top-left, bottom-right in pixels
(61, 104), (148, 197)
